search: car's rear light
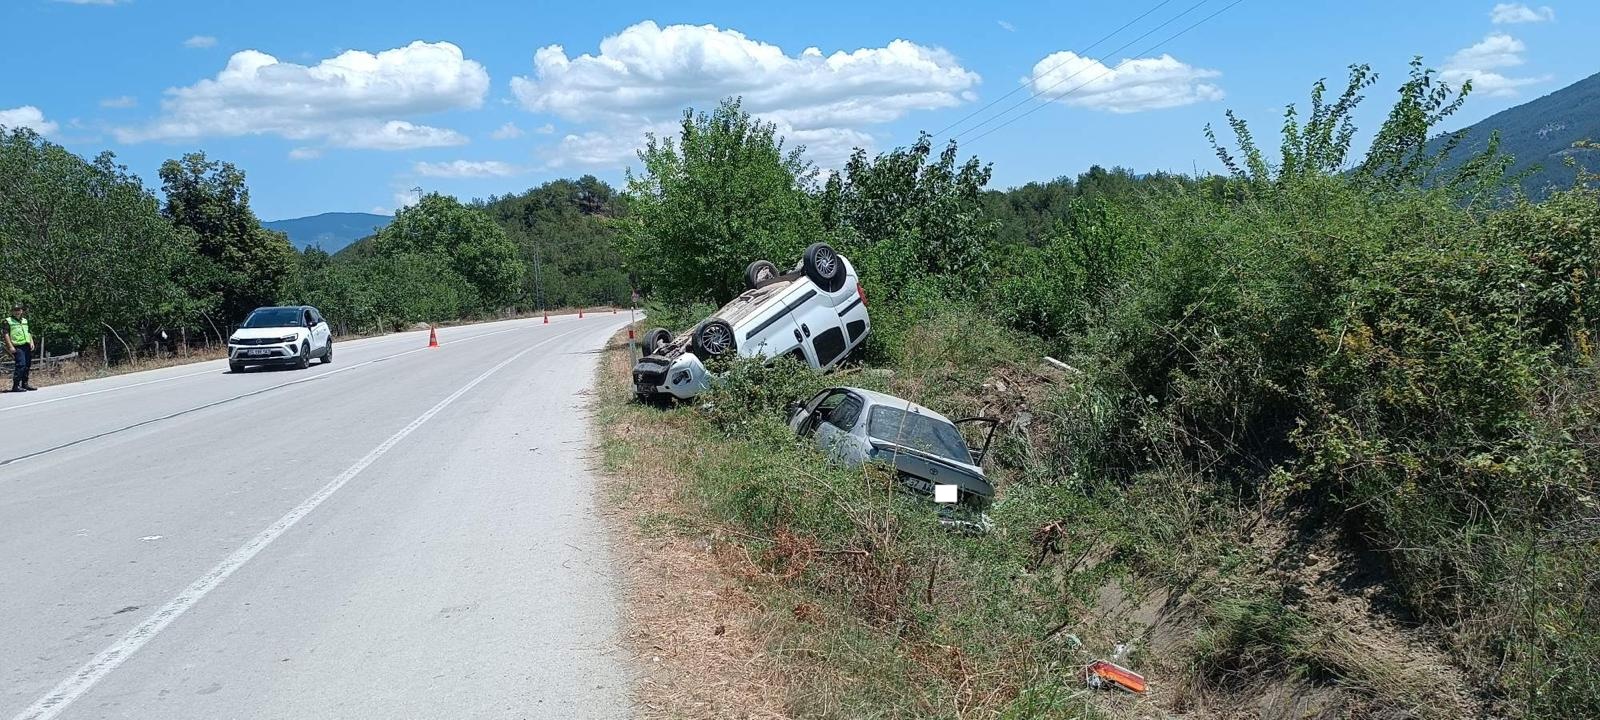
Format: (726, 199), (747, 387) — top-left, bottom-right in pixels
(856, 282), (867, 307)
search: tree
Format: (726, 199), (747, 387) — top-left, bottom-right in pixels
(1205, 59), (1512, 198)
(820, 133), (994, 302)
(621, 98), (821, 306)
(0, 128), (197, 349)
(373, 192), (523, 311)
(478, 177), (631, 310)
(159, 152), (296, 325)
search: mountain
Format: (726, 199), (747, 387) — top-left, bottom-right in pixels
(264, 212), (392, 253)
(1430, 71), (1600, 198)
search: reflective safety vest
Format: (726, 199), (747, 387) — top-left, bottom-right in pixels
(5, 317), (30, 345)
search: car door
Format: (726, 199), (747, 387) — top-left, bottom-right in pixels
(738, 283), (810, 364)
(301, 309), (324, 353)
(310, 308), (331, 351)
(813, 392), (866, 462)
(789, 290), (850, 370)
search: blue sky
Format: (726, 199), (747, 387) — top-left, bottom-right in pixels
(1, 0), (1593, 220)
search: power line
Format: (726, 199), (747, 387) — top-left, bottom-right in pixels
(931, 0), (1179, 139)
(952, 0), (1215, 143)
(963, 0), (1246, 147)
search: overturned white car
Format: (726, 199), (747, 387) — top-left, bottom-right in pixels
(632, 243), (870, 401)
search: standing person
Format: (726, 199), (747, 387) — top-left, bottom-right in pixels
(4, 304), (38, 392)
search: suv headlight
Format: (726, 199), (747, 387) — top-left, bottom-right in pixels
(279, 334), (299, 343)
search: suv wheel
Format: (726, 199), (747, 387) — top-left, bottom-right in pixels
(802, 242), (843, 291)
(296, 342), (310, 369)
(693, 319), (737, 357)
(641, 327), (672, 355)
(745, 260), (778, 289)
(229, 361), (244, 373)
(321, 340), (333, 364)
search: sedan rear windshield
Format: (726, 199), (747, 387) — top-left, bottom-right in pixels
(866, 406), (972, 465)
(241, 308), (303, 328)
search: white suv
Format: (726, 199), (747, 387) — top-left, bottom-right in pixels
(228, 305), (333, 372)
(633, 243), (870, 401)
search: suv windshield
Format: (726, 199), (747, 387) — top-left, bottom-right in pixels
(866, 406), (972, 465)
(241, 308), (303, 328)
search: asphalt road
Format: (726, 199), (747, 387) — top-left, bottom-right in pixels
(0, 314), (636, 720)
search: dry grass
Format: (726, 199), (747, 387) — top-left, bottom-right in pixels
(13, 348), (226, 390)
(592, 327), (794, 720)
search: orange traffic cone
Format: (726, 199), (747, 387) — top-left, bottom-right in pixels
(578, 308), (584, 319)
(427, 326), (439, 348)
(543, 311), (549, 324)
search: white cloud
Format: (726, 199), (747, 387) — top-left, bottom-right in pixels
(116, 41), (487, 150)
(534, 123), (555, 134)
(512, 21), (978, 168)
(288, 147), (321, 160)
(998, 20), (1016, 32)
(0, 106), (59, 135)
(330, 120), (467, 150)
(1028, 51), (1223, 113)
(1490, 3), (1554, 23)
(100, 95), (137, 108)
(413, 160), (525, 178)
(183, 35), (218, 49)
(514, 22), (977, 128)
(1442, 32), (1549, 97)
(537, 117), (869, 172)
(490, 121), (524, 139)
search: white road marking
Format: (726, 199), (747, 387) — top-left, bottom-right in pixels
(9, 325), (591, 720)
(0, 319), (550, 415)
(0, 368), (218, 413)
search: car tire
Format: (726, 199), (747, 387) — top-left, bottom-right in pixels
(641, 327), (672, 356)
(229, 361), (244, 373)
(744, 260), (779, 289)
(802, 242), (844, 292)
(693, 319), (737, 357)
(296, 342), (310, 369)
(321, 340), (333, 364)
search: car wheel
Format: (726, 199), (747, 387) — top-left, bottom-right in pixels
(321, 340), (333, 364)
(296, 342), (310, 369)
(641, 327), (672, 355)
(802, 242), (843, 291)
(693, 319), (737, 357)
(744, 260), (779, 289)
(229, 361), (244, 373)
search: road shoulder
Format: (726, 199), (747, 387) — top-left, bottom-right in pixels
(592, 327), (792, 720)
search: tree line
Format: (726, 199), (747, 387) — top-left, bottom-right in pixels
(0, 128), (632, 359)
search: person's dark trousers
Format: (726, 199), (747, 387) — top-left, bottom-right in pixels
(11, 345), (29, 390)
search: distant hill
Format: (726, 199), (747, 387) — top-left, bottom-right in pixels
(264, 212), (392, 253)
(1430, 71), (1600, 198)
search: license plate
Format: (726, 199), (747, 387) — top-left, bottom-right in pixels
(247, 349), (269, 357)
(900, 476), (934, 495)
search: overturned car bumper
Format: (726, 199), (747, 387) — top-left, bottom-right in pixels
(632, 353), (712, 400)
